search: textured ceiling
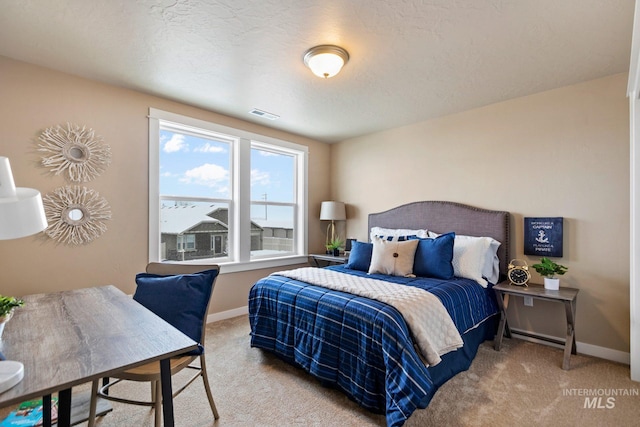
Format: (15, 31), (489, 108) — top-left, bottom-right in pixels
(0, 0), (634, 143)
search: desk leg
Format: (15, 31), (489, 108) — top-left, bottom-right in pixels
(43, 394), (52, 427)
(494, 291), (511, 350)
(58, 388), (72, 427)
(563, 299), (577, 370)
(160, 358), (175, 427)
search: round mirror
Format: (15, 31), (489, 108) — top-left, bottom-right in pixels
(68, 146), (86, 160)
(43, 186), (112, 245)
(68, 208), (84, 221)
(39, 123), (111, 182)
(61, 204), (89, 226)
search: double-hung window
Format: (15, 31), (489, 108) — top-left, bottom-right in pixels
(148, 108), (308, 272)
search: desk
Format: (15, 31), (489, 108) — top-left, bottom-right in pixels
(493, 281), (579, 370)
(0, 285), (198, 427)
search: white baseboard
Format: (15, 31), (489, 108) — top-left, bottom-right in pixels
(510, 328), (630, 365)
(575, 341), (631, 365)
(206, 306), (248, 323)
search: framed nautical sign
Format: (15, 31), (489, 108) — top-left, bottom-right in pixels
(524, 217), (563, 257)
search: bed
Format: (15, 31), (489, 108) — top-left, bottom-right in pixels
(249, 201), (510, 426)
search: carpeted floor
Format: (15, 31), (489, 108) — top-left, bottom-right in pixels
(2, 315), (639, 426)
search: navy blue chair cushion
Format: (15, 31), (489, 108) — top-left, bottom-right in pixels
(134, 269), (218, 355)
(345, 241), (373, 272)
(412, 232), (455, 279)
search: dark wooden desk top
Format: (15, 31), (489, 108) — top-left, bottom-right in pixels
(0, 285), (197, 408)
(493, 281), (579, 302)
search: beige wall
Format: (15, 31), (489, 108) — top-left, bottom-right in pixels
(332, 73), (630, 353)
(0, 56), (331, 313)
(1, 55), (630, 353)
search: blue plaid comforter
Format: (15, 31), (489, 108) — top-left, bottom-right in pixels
(248, 265), (498, 426)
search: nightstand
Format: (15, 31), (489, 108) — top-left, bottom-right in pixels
(309, 253), (348, 267)
(493, 280), (579, 370)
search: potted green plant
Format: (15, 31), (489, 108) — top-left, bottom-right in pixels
(326, 238), (344, 256)
(0, 295), (24, 338)
(532, 257), (568, 290)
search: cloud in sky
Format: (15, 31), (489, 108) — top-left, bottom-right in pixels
(251, 169), (270, 186)
(194, 142), (226, 153)
(258, 150), (278, 157)
(163, 134), (188, 153)
(181, 163), (229, 191)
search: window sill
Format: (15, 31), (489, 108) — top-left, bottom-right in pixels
(217, 255), (309, 274)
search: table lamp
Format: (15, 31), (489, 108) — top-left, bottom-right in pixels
(0, 156), (48, 393)
(320, 201), (346, 247)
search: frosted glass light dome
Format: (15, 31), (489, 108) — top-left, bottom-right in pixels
(303, 45), (350, 79)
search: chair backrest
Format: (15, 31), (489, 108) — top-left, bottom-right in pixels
(134, 263), (220, 354)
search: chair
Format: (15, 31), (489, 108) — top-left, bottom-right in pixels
(88, 263), (220, 427)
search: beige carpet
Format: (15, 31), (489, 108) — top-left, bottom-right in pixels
(2, 315), (639, 426)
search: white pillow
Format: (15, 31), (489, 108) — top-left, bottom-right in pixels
(370, 227), (429, 242)
(368, 236), (419, 277)
(484, 239), (501, 284)
(429, 231), (501, 286)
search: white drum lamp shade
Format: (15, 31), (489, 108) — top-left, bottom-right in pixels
(320, 201), (346, 222)
(320, 201), (346, 246)
(0, 156), (48, 240)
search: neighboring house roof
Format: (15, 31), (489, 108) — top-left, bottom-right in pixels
(160, 204), (226, 235)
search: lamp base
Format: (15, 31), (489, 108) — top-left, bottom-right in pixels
(0, 360), (24, 393)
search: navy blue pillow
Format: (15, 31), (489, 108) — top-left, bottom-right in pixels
(134, 269), (218, 355)
(345, 241), (373, 272)
(412, 232), (455, 279)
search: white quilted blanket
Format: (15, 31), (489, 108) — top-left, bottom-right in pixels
(271, 267), (463, 366)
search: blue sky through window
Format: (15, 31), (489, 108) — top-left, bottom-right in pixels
(159, 129), (295, 222)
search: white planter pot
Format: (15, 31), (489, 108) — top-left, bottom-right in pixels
(0, 312), (13, 339)
(544, 277), (560, 290)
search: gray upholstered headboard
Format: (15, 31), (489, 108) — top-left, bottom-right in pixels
(368, 201), (510, 277)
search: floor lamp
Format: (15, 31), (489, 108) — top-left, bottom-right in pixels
(320, 201), (346, 247)
(0, 156), (48, 393)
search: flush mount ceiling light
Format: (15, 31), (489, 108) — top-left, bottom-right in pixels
(303, 45), (349, 79)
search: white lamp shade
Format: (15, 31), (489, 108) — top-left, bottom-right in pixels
(0, 157), (48, 240)
(320, 201), (346, 221)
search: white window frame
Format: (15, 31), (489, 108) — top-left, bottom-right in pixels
(148, 108), (308, 273)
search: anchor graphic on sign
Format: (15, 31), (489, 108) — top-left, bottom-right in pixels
(535, 230), (549, 244)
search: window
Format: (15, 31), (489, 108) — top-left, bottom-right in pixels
(177, 234), (196, 251)
(148, 109), (308, 272)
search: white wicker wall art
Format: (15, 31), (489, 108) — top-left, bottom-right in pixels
(38, 123), (111, 182)
(42, 186), (112, 245)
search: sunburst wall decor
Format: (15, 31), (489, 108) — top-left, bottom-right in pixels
(42, 186), (112, 245)
(38, 123), (111, 182)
